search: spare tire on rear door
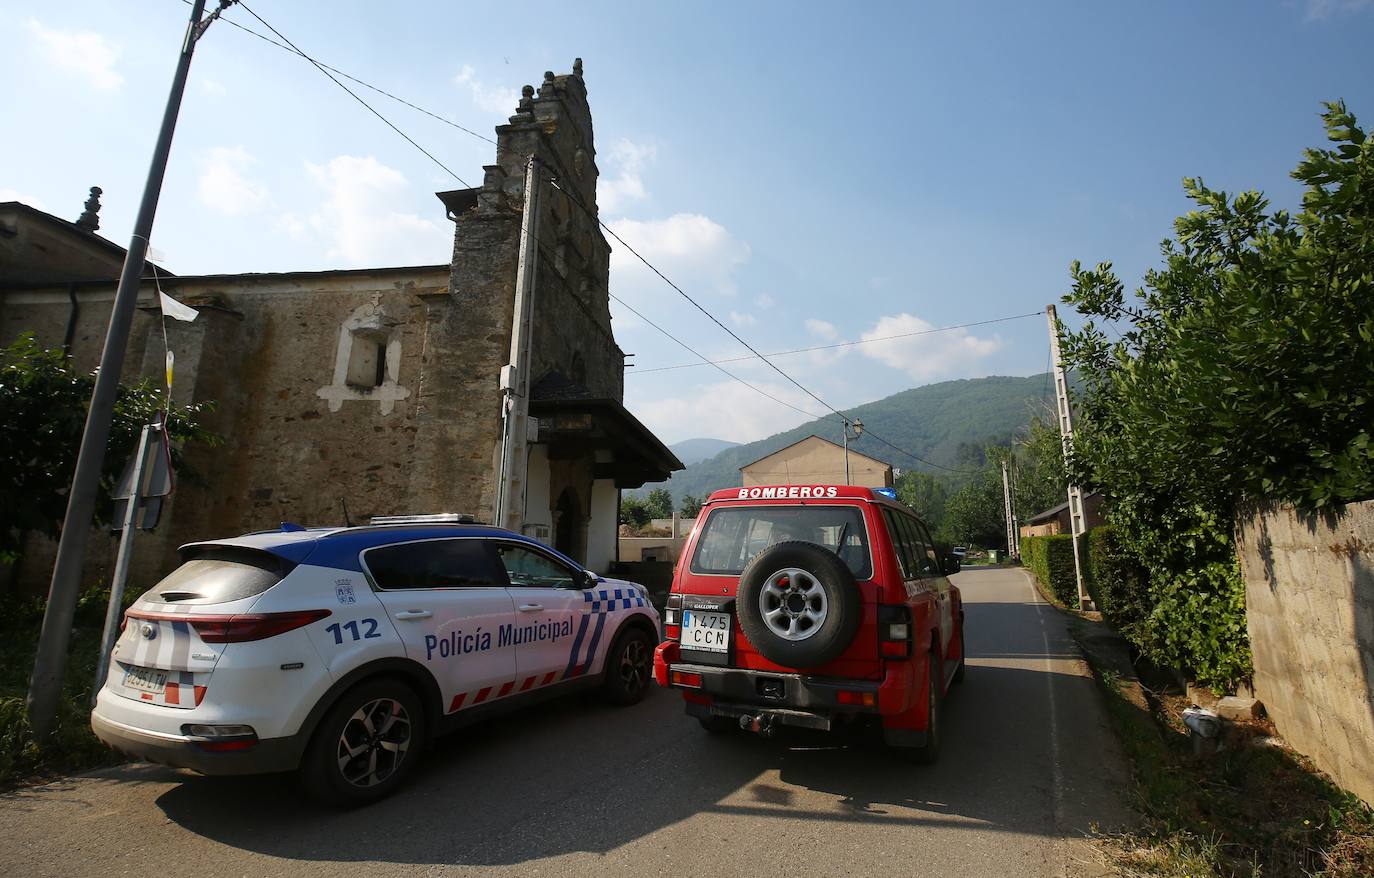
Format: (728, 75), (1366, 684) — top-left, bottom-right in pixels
(737, 541), (862, 669)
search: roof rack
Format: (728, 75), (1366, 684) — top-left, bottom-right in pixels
(368, 513), (479, 525)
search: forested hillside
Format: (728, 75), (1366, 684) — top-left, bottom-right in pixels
(642, 373), (1054, 503)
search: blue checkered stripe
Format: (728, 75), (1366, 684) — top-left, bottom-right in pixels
(584, 588), (647, 613)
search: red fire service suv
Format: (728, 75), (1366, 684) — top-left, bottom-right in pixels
(653, 485), (965, 761)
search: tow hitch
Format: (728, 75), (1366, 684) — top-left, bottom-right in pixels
(739, 712), (777, 736)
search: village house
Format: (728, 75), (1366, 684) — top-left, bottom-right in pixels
(0, 60), (681, 594)
(740, 435), (893, 489)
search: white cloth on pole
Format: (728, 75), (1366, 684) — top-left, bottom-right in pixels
(159, 291), (198, 322)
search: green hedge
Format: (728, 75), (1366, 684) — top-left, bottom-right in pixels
(1084, 525), (1149, 633)
(1020, 533), (1080, 607)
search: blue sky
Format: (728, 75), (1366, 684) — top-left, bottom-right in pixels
(2, 1), (1371, 444)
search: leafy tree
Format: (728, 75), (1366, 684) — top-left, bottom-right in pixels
(938, 454), (1008, 548)
(0, 334), (218, 566)
(619, 495), (652, 529)
(644, 487), (674, 520)
(678, 494), (703, 519)
(1060, 102), (1374, 689)
(1012, 411), (1069, 521)
(894, 471), (948, 532)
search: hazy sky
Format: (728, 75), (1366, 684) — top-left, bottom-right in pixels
(3, 1), (1370, 444)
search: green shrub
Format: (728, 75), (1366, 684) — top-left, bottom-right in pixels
(1021, 534), (1079, 607)
(1085, 525), (1149, 632)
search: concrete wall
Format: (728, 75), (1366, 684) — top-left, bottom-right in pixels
(741, 436), (892, 488)
(1236, 499), (1374, 806)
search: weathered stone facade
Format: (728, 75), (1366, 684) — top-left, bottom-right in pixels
(1, 60), (679, 594)
(1236, 499), (1374, 807)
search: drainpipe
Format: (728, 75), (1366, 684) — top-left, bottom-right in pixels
(62, 283), (79, 355)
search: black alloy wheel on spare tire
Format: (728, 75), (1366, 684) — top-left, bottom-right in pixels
(737, 540), (863, 669)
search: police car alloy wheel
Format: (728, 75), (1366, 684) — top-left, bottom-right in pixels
(302, 678), (423, 805)
(602, 627), (653, 705)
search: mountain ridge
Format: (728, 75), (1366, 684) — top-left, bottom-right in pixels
(639, 373), (1054, 502)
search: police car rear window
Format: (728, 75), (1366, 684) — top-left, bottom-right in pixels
(148, 547), (293, 604)
(690, 506), (872, 578)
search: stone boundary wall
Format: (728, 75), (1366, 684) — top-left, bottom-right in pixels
(1236, 499), (1374, 806)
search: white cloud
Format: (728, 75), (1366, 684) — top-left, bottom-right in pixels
(0, 189), (46, 209)
(805, 319), (838, 340)
(598, 139), (656, 214)
(609, 213), (751, 300)
(729, 311), (756, 327)
(858, 313), (1001, 380)
(199, 78), (228, 96)
(304, 155), (451, 267)
(276, 212), (307, 238)
(198, 147), (268, 216)
(26, 19), (123, 91)
(1304, 0), (1373, 20)
(631, 379), (823, 445)
(755, 293), (776, 309)
(454, 65), (520, 115)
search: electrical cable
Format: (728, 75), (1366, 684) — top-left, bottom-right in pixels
(179, 0), (498, 145)
(202, 3), (991, 475)
(632, 312), (1042, 374)
(234, 2), (476, 188)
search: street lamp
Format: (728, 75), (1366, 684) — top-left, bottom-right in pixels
(842, 418), (863, 485)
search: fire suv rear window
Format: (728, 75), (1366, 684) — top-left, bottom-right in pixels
(690, 506), (871, 579)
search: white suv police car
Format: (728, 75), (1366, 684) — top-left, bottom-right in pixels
(91, 521), (659, 804)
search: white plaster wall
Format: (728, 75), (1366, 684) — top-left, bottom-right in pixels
(586, 479), (619, 574)
(522, 445), (553, 538)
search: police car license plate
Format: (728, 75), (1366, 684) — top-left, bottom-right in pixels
(682, 610), (731, 653)
(123, 666), (167, 694)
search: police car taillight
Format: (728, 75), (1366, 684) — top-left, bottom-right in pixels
(663, 594), (683, 641)
(188, 609), (332, 643)
(878, 604), (913, 658)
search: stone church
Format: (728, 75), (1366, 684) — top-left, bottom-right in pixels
(0, 60), (681, 593)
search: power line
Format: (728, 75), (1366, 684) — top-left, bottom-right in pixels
(206, 5), (985, 476)
(630, 312), (1042, 374)
(608, 292), (841, 424)
(234, 2), (475, 188)
(544, 171), (852, 425)
(180, 0), (498, 145)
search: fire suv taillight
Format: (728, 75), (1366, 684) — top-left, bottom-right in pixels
(663, 594), (683, 641)
(670, 670), (703, 688)
(878, 604), (913, 658)
(837, 690), (876, 707)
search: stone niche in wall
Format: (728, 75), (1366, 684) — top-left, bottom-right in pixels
(317, 296), (411, 415)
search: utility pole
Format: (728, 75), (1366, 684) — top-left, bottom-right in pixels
(1001, 459), (1017, 560)
(495, 156), (542, 532)
(1046, 304), (1094, 610)
(841, 419), (863, 486)
(91, 423), (156, 703)
(27, 0), (215, 739)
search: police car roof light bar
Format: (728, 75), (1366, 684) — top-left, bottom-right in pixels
(369, 513), (478, 525)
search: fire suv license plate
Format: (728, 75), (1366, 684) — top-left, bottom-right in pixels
(122, 666), (167, 694)
(682, 610), (731, 653)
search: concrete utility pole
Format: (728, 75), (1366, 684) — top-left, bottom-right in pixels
(495, 156), (542, 532)
(1002, 459), (1017, 559)
(841, 419), (863, 486)
(1046, 304), (1094, 610)
(27, 0), (212, 739)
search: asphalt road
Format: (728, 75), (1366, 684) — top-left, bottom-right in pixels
(0, 566), (1131, 878)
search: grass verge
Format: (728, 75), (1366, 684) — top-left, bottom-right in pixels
(1070, 620), (1374, 877)
(1, 587), (121, 789)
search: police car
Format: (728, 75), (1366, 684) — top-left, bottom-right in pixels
(91, 517), (659, 804)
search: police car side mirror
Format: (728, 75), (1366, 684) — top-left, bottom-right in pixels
(579, 570), (600, 589)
